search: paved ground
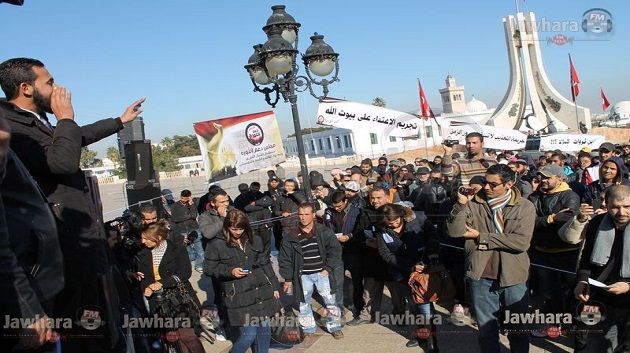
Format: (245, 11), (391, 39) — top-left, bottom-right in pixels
(98, 167), (575, 352)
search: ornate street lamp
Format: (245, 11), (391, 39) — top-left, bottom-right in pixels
(245, 4), (340, 197)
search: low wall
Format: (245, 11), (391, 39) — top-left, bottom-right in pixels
(591, 127), (630, 144)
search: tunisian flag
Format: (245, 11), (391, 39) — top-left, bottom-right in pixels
(417, 79), (430, 120)
(569, 55), (580, 102)
(600, 88), (610, 111)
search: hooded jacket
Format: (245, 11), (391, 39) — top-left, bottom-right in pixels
(446, 187), (535, 287)
(583, 157), (630, 207)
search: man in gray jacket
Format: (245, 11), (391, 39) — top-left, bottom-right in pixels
(447, 164), (535, 353)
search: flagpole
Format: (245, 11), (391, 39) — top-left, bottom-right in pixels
(421, 115), (428, 159)
(569, 54), (580, 131)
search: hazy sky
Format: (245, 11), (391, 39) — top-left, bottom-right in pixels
(1, 0), (627, 156)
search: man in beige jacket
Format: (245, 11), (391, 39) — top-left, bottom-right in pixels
(447, 164), (535, 353)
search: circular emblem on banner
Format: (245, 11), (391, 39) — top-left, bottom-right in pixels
(76, 305), (104, 331)
(317, 115), (325, 124)
(245, 123), (264, 146)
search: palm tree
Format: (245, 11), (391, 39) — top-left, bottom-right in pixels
(372, 97), (386, 107)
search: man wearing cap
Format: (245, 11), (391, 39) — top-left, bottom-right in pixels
(359, 158), (380, 189)
(442, 132), (497, 187)
(600, 142), (615, 162)
(344, 181), (366, 209)
(408, 166), (431, 198)
(528, 164), (581, 333)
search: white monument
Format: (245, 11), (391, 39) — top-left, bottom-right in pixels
(483, 12), (591, 132)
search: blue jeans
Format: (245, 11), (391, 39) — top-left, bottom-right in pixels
(469, 278), (529, 353)
(230, 324), (271, 353)
(186, 230), (204, 269)
(298, 272), (342, 333)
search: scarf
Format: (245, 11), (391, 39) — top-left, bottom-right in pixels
(590, 214), (630, 278)
(151, 240), (168, 281)
(486, 189), (512, 233)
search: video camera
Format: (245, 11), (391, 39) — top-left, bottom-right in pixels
(442, 139), (459, 147)
(104, 210), (145, 255)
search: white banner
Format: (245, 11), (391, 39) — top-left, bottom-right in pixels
(539, 134), (606, 152)
(316, 99), (421, 137)
(444, 122), (528, 150)
(194, 111), (285, 181)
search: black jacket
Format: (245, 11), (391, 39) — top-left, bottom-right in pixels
(137, 239), (198, 312)
(528, 184), (581, 253)
(275, 191), (307, 234)
(170, 200), (199, 235)
(278, 223), (343, 303)
(204, 234), (280, 326)
(377, 216), (436, 283)
(354, 207), (389, 279)
(577, 214), (630, 308)
(1, 150), (63, 303)
(1, 99), (123, 329)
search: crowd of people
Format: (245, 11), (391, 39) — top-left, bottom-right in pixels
(1, 56), (629, 353)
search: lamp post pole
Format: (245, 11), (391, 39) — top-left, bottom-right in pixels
(286, 81), (311, 194)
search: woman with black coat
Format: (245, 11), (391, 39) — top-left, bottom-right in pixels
(137, 221), (204, 353)
(204, 210), (280, 353)
(377, 203), (440, 352)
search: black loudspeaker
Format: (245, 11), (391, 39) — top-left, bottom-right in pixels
(126, 183), (164, 217)
(123, 140), (157, 188)
(117, 117), (145, 157)
(84, 171), (104, 221)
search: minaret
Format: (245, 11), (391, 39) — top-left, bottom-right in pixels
(439, 75), (467, 114)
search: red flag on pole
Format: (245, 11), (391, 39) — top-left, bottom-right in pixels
(418, 79), (430, 120)
(569, 55), (580, 102)
(600, 88), (610, 111)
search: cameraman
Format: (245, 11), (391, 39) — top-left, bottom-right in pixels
(170, 190), (204, 273)
(442, 132), (496, 187)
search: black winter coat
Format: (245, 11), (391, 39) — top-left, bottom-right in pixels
(376, 216), (438, 283)
(137, 239), (200, 312)
(204, 234), (280, 326)
(0, 150), (63, 303)
(1, 100), (122, 336)
(528, 186), (581, 253)
(278, 224), (343, 303)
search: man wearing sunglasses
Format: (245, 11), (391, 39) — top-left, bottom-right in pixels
(446, 164), (535, 353)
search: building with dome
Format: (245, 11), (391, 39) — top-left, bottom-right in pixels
(437, 75), (496, 125)
(599, 101), (630, 127)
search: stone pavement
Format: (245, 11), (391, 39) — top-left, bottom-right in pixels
(186, 252), (574, 353)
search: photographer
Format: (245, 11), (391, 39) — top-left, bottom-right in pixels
(171, 190), (204, 273)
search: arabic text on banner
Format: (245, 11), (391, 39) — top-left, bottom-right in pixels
(316, 99), (421, 137)
(539, 134), (605, 152)
(193, 111), (286, 181)
(444, 122), (528, 150)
